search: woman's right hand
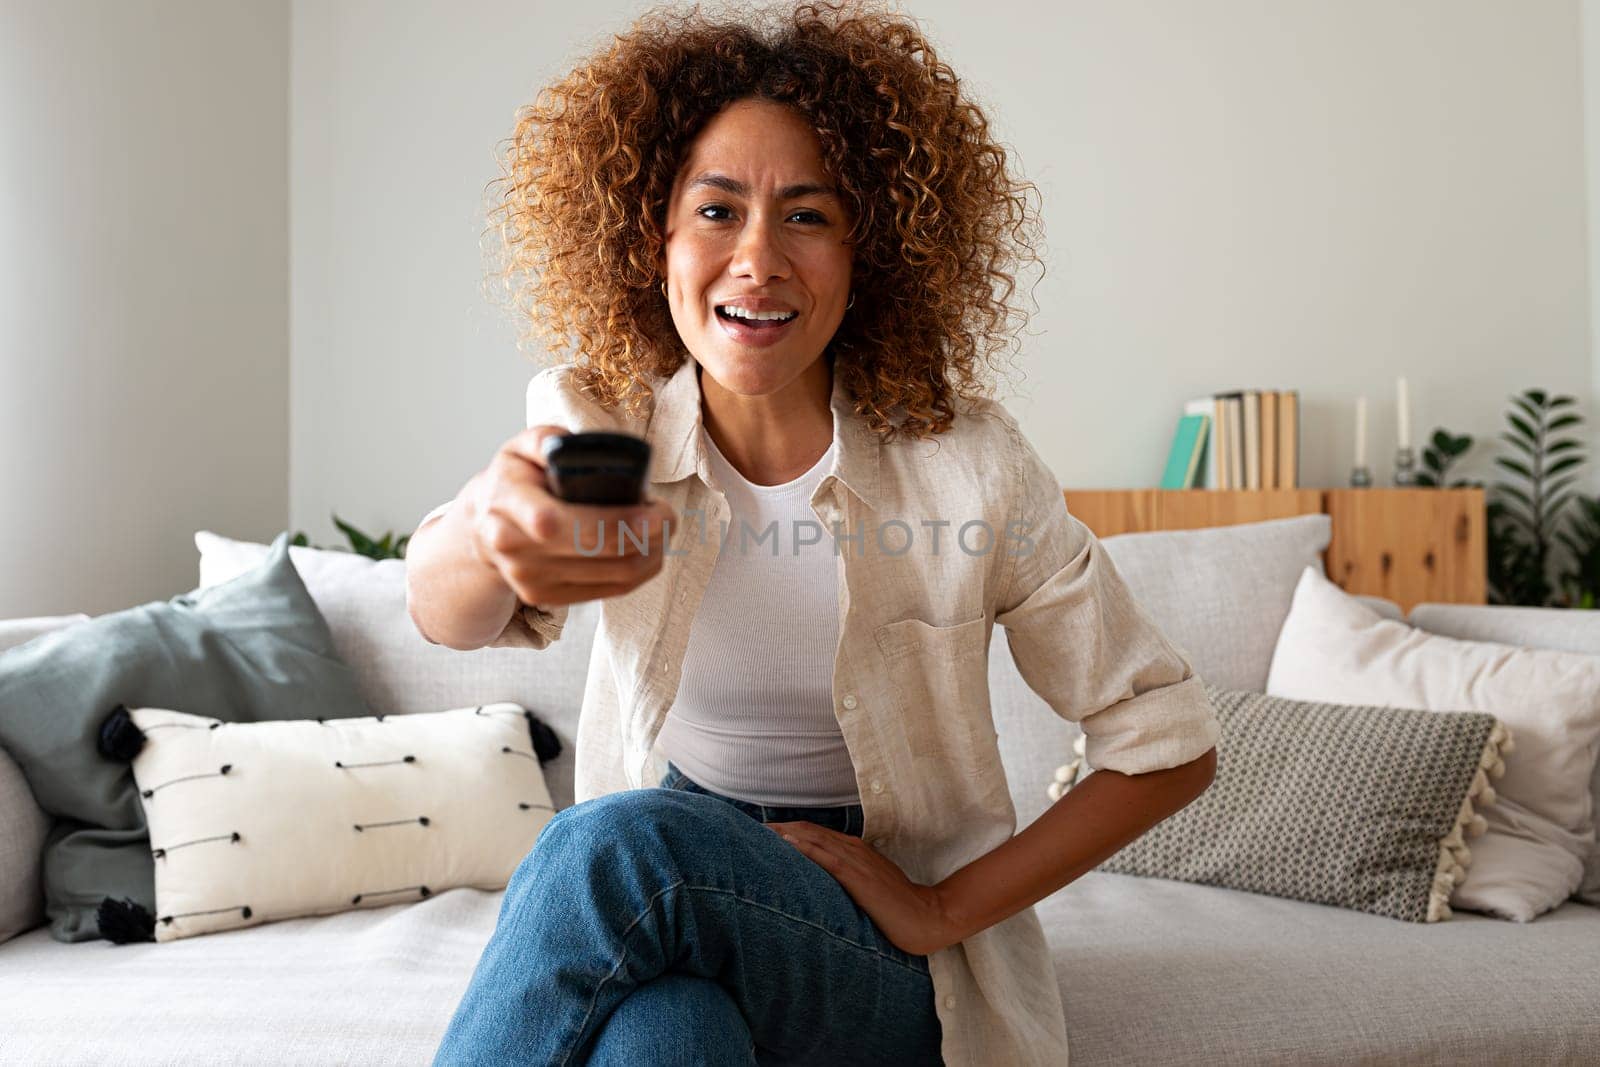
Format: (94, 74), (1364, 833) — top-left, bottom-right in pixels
(463, 424), (678, 608)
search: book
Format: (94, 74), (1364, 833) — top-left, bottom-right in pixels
(1223, 392), (1244, 489)
(1183, 397), (1217, 487)
(1278, 390), (1299, 488)
(1212, 395), (1231, 489)
(1160, 414), (1209, 489)
(1242, 390), (1261, 490)
(1262, 390), (1279, 489)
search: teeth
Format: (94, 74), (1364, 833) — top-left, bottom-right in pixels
(719, 305), (797, 322)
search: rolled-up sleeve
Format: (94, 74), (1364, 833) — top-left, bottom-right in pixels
(992, 426), (1220, 776)
(409, 499), (571, 650)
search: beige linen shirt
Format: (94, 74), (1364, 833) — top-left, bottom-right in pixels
(417, 356), (1221, 1066)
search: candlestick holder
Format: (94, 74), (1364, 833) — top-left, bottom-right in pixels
(1393, 446), (1418, 487)
(1350, 465), (1373, 488)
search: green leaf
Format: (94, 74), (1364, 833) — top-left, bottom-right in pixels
(1423, 452), (1443, 472)
(1546, 455), (1585, 476)
(1506, 413), (1538, 442)
(1547, 438), (1585, 455)
(1447, 434), (1473, 455)
(1543, 474), (1581, 497)
(1511, 395), (1543, 424)
(333, 515), (375, 555)
(1495, 455), (1533, 480)
(1524, 388), (1548, 407)
(1491, 488), (1526, 512)
(1500, 431), (1536, 458)
(1549, 395), (1577, 408)
(1548, 413), (1583, 432)
(1542, 491), (1576, 520)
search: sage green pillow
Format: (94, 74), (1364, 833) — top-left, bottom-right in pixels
(0, 533), (373, 942)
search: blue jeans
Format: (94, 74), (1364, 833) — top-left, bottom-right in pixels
(432, 761), (944, 1066)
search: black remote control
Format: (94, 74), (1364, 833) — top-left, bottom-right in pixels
(539, 432), (652, 507)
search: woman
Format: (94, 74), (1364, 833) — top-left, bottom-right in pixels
(407, 2), (1220, 1064)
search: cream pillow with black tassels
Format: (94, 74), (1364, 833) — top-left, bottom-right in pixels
(111, 703), (557, 942)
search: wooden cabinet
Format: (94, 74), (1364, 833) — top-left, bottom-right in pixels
(1061, 488), (1485, 612)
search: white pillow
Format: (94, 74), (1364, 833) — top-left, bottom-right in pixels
(127, 702), (555, 942)
(1266, 565), (1600, 921)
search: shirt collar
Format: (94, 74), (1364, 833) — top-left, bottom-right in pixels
(646, 356), (881, 511)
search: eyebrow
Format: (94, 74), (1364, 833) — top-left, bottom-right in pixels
(684, 173), (839, 201)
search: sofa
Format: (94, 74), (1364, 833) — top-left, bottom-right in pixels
(1, 514), (1596, 1066)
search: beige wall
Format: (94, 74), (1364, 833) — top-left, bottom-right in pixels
(0, 0), (289, 616)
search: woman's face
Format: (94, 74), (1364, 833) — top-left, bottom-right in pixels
(662, 98), (854, 397)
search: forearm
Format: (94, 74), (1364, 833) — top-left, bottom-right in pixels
(405, 474), (519, 651)
(931, 746), (1216, 949)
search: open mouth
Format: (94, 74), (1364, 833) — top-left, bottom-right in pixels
(714, 307), (799, 330)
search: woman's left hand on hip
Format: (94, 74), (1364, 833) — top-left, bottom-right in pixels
(765, 820), (958, 957)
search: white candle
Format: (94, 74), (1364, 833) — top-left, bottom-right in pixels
(1396, 376), (1411, 450)
(1355, 395), (1368, 468)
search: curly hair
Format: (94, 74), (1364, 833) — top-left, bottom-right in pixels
(484, 0), (1044, 441)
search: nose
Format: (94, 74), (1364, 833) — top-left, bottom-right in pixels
(727, 215), (792, 285)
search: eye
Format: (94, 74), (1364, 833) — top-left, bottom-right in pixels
(694, 205), (829, 225)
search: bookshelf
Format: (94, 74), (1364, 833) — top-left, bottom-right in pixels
(1062, 487), (1486, 612)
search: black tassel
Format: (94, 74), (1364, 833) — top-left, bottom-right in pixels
(524, 711), (562, 764)
(97, 896), (156, 944)
(97, 705), (147, 761)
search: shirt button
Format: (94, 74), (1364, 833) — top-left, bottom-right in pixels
(870, 779), (884, 794)
(943, 993), (957, 1009)
(841, 694), (858, 710)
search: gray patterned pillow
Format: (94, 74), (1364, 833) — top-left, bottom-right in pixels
(1051, 684), (1512, 923)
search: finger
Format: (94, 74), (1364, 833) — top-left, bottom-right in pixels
(500, 424), (572, 471)
(484, 491), (665, 560)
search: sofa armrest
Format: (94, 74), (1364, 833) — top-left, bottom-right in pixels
(0, 613), (88, 943)
(0, 745), (49, 944)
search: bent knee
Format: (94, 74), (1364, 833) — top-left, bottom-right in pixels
(525, 788), (752, 872)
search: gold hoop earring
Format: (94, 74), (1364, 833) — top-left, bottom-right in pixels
(846, 291), (855, 310)
(660, 280), (669, 300)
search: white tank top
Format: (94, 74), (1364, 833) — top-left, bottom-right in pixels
(653, 425), (861, 806)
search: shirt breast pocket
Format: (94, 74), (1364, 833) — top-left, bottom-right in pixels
(873, 614), (996, 764)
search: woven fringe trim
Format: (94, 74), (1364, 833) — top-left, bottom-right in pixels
(1427, 720), (1514, 922)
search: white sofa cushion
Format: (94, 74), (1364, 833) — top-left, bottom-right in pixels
(0, 615), (90, 945)
(1267, 565), (1600, 921)
(1095, 514), (1336, 692)
(1, 872), (1596, 1066)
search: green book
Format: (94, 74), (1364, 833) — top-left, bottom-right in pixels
(1160, 413), (1209, 489)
